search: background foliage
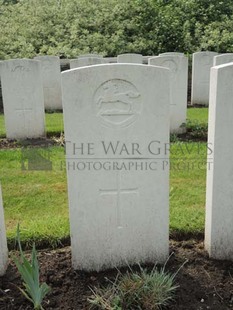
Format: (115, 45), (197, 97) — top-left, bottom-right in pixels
(0, 0), (233, 59)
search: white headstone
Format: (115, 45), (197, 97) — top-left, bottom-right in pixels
(1, 59), (45, 139)
(159, 52), (184, 56)
(70, 57), (105, 69)
(205, 63), (233, 260)
(191, 51), (218, 105)
(149, 55), (188, 133)
(79, 54), (103, 58)
(34, 56), (62, 110)
(0, 185), (8, 276)
(117, 53), (143, 64)
(213, 53), (233, 66)
(62, 64), (170, 271)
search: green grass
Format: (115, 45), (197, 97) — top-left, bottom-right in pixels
(0, 112), (64, 138)
(0, 107), (209, 247)
(187, 107), (208, 124)
(0, 114), (5, 138)
(0, 147), (69, 248)
(0, 141), (207, 248)
(169, 142), (207, 236)
(0, 108), (208, 138)
(45, 112), (64, 136)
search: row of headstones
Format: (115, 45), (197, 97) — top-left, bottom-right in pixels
(1, 51), (232, 140)
(75, 51), (233, 107)
(70, 51), (233, 107)
(0, 52), (188, 139)
(1, 60), (233, 274)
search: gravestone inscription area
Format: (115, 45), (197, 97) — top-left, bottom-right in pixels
(62, 64), (170, 271)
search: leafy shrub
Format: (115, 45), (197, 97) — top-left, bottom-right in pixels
(1, 0), (233, 59)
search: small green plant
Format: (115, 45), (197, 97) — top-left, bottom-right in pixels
(170, 133), (180, 143)
(186, 119), (208, 140)
(88, 262), (180, 310)
(12, 225), (51, 310)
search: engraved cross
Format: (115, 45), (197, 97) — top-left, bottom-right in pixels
(99, 171), (138, 228)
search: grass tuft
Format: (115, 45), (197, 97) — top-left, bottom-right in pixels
(89, 264), (179, 310)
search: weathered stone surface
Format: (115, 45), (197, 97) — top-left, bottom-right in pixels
(79, 54), (103, 58)
(159, 52), (184, 56)
(149, 55), (188, 133)
(117, 54), (143, 64)
(1, 59), (45, 139)
(62, 64), (170, 271)
(213, 53), (233, 66)
(191, 51), (218, 105)
(205, 63), (233, 260)
(70, 57), (105, 69)
(34, 56), (62, 110)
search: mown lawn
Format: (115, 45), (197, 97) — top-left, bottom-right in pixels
(0, 112), (64, 138)
(0, 107), (209, 247)
(187, 107), (208, 124)
(0, 108), (208, 138)
(0, 142), (207, 248)
(0, 147), (68, 248)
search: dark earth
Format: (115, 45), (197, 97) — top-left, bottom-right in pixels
(1, 239), (233, 310)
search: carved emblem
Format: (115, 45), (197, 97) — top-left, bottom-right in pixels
(94, 79), (142, 127)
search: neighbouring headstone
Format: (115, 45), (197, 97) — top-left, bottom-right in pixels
(79, 54), (103, 58)
(149, 55), (188, 133)
(117, 53), (143, 64)
(0, 185), (8, 276)
(1, 59), (45, 139)
(70, 57), (105, 69)
(62, 64), (170, 271)
(159, 52), (184, 56)
(191, 51), (218, 105)
(205, 63), (233, 260)
(34, 56), (62, 110)
(213, 53), (233, 66)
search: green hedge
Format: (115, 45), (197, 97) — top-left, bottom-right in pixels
(0, 0), (233, 59)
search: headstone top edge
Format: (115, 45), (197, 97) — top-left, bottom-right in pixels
(78, 54), (104, 58)
(149, 55), (186, 61)
(193, 51), (218, 56)
(215, 53), (233, 57)
(62, 62), (169, 75)
(118, 53), (143, 56)
(212, 62), (233, 70)
(34, 55), (60, 60)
